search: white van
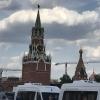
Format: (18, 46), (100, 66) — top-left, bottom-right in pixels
(59, 80), (100, 100)
(14, 83), (60, 100)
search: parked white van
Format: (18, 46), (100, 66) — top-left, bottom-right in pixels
(14, 83), (60, 100)
(59, 80), (100, 100)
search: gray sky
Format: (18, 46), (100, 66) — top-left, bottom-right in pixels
(0, 0), (100, 80)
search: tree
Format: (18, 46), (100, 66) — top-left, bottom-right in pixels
(95, 74), (100, 82)
(60, 74), (72, 84)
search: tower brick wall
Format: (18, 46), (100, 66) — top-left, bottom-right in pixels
(22, 61), (51, 84)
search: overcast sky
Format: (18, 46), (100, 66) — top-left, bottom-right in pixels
(0, 0), (100, 80)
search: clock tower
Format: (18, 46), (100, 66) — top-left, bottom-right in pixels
(22, 5), (51, 84)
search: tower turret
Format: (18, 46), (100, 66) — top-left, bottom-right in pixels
(73, 49), (87, 80)
(89, 68), (96, 81)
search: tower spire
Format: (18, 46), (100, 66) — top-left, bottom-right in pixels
(79, 48), (83, 58)
(73, 49), (87, 80)
(77, 48), (84, 69)
(35, 4), (41, 28)
(89, 68), (96, 81)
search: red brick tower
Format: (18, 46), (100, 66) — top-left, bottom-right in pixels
(22, 5), (51, 84)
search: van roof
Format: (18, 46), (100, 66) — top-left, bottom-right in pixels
(14, 83), (60, 93)
(61, 80), (100, 91)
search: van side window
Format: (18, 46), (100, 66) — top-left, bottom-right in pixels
(16, 91), (35, 100)
(63, 91), (97, 100)
(42, 93), (59, 100)
(37, 92), (41, 100)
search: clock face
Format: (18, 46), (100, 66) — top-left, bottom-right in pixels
(37, 45), (43, 52)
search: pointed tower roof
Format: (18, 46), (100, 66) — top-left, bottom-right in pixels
(77, 48), (84, 68)
(93, 68), (95, 75)
(32, 4), (44, 36)
(89, 68), (96, 81)
(35, 4), (41, 28)
(73, 49), (87, 80)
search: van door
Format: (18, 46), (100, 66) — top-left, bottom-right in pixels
(36, 92), (42, 100)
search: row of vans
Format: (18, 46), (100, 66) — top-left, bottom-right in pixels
(1, 80), (99, 100)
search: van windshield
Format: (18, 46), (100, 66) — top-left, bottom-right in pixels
(6, 92), (14, 100)
(42, 93), (59, 100)
(63, 91), (97, 100)
(16, 91), (35, 100)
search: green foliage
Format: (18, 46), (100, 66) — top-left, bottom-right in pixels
(60, 74), (72, 84)
(95, 74), (100, 82)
